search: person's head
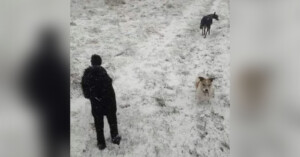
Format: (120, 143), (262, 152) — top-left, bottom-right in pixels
(91, 54), (102, 66)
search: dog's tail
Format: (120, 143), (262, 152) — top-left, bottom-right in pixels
(195, 77), (201, 88)
(200, 19), (204, 29)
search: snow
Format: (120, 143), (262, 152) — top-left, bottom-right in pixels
(71, 0), (230, 156)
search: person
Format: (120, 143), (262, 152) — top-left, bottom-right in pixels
(23, 28), (70, 157)
(81, 54), (121, 150)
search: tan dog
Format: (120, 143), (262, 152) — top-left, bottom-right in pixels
(195, 77), (215, 102)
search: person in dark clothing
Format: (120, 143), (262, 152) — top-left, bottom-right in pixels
(23, 28), (70, 157)
(81, 54), (121, 150)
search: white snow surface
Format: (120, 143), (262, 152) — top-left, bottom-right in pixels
(71, 0), (230, 156)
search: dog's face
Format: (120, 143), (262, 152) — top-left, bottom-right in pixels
(199, 77), (214, 94)
(213, 12), (219, 20)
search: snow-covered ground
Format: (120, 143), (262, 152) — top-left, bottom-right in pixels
(71, 0), (230, 156)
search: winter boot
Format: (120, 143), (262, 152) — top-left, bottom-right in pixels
(111, 135), (121, 145)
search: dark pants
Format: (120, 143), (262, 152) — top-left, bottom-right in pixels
(92, 111), (119, 145)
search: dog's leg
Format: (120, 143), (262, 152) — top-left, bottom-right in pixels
(204, 27), (207, 38)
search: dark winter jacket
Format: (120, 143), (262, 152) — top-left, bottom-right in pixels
(81, 65), (116, 114)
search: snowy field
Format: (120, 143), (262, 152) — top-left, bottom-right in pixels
(71, 0), (230, 156)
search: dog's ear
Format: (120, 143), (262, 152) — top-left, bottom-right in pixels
(214, 12), (216, 15)
(199, 77), (205, 81)
(209, 78), (215, 82)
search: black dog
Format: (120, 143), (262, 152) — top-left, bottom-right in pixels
(200, 12), (219, 38)
(81, 54), (121, 150)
